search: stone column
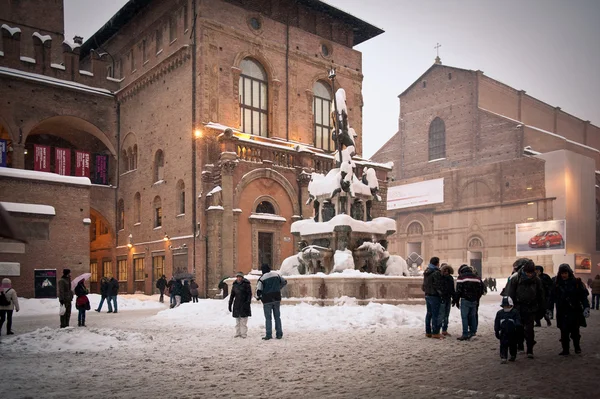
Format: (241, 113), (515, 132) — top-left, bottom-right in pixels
(206, 206), (223, 298)
(218, 129), (239, 281)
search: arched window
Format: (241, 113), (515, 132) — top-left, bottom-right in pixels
(428, 117), (446, 161)
(153, 196), (162, 228)
(154, 150), (164, 182)
(407, 221), (423, 235)
(127, 147), (134, 171)
(239, 58), (268, 137)
(256, 200), (275, 214)
(121, 150), (129, 172)
(117, 199), (125, 230)
(176, 180), (185, 215)
(132, 145), (138, 170)
(469, 237), (483, 248)
(134, 192), (141, 224)
(313, 80), (333, 152)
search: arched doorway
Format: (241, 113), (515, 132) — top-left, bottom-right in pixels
(0, 122), (13, 168)
(89, 209), (114, 293)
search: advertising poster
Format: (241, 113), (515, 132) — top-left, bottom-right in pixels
(34, 269), (57, 298)
(574, 254), (591, 274)
(93, 154), (108, 185)
(54, 147), (71, 176)
(75, 150), (90, 177)
(387, 178), (444, 210)
(0, 139), (6, 167)
(516, 219), (566, 256)
(34, 144), (51, 172)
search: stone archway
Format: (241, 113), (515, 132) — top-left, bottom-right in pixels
(234, 168), (300, 215)
(89, 208), (115, 293)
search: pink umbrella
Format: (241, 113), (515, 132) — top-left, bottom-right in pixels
(71, 273), (92, 290)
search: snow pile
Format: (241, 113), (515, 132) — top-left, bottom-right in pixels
(332, 249), (355, 272)
(1, 327), (151, 353)
(385, 255), (409, 276)
(291, 214), (396, 236)
(280, 253), (302, 276)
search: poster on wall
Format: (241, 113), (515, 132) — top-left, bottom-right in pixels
(34, 144), (51, 172)
(93, 154), (108, 185)
(387, 178), (444, 210)
(54, 147), (71, 176)
(0, 139), (6, 167)
(34, 269), (57, 298)
(574, 254), (591, 274)
(516, 219), (566, 256)
(75, 150), (90, 177)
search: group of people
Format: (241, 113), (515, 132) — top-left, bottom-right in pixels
(483, 277), (498, 291)
(228, 264), (287, 340)
(155, 275), (200, 308)
(95, 276), (120, 313)
(423, 256), (592, 364)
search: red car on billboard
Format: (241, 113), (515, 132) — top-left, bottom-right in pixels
(528, 230), (564, 248)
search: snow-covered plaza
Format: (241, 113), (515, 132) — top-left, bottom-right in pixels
(1, 288), (599, 399)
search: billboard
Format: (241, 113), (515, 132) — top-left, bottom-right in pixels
(516, 219), (566, 256)
(574, 254), (591, 274)
(387, 178), (444, 210)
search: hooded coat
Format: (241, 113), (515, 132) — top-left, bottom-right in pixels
(229, 278), (252, 318)
(422, 264), (443, 297)
(550, 265), (590, 329)
(505, 269), (545, 316)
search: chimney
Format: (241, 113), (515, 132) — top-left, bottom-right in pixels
(73, 36), (83, 45)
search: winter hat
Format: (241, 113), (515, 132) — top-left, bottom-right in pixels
(500, 296), (513, 308)
(236, 271), (244, 278)
(558, 263), (572, 274)
(440, 264), (454, 275)
(535, 265), (544, 273)
(63, 268), (71, 276)
(512, 258), (531, 273)
(261, 263), (271, 274)
(458, 264), (471, 275)
(522, 262), (536, 274)
(1, 278), (11, 289)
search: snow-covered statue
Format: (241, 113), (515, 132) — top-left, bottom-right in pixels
(356, 242), (409, 276)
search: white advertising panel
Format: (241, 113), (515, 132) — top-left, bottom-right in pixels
(387, 178), (444, 210)
(515, 220), (566, 256)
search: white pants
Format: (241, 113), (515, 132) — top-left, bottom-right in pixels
(235, 317), (248, 338)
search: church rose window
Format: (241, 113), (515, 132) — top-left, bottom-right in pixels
(239, 58), (268, 137)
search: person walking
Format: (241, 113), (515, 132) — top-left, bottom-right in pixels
(439, 264), (455, 337)
(455, 264), (484, 341)
(74, 280), (91, 327)
(550, 264), (590, 355)
(156, 275), (167, 303)
(494, 296), (521, 364)
(422, 257), (444, 339)
(58, 268), (74, 328)
(0, 278), (19, 336)
(505, 259), (545, 358)
(190, 279), (199, 303)
(171, 279), (183, 308)
(256, 264), (287, 340)
(591, 275), (600, 310)
(107, 277), (119, 313)
(95, 277), (109, 312)
(167, 277), (176, 307)
(228, 272), (252, 338)
(535, 265), (553, 327)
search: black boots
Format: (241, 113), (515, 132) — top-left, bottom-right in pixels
(559, 340), (570, 355)
(573, 339), (581, 354)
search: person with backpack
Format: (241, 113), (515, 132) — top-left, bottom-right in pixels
(74, 280), (91, 327)
(156, 275), (167, 303)
(505, 259), (545, 358)
(455, 264), (484, 341)
(494, 296), (521, 364)
(535, 265), (553, 327)
(0, 278), (19, 335)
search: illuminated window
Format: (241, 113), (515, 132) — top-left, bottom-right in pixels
(117, 258), (128, 281)
(134, 258), (145, 281)
(239, 58), (268, 137)
(313, 81), (333, 152)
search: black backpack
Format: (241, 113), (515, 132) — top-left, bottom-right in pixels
(0, 289), (12, 306)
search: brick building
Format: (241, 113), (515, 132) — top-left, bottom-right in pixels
(372, 59), (600, 278)
(0, 0), (390, 297)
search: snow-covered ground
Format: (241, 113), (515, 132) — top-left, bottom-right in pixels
(1, 286), (598, 399)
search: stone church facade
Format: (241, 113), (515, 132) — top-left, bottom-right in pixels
(372, 60), (600, 278)
(0, 0), (390, 297)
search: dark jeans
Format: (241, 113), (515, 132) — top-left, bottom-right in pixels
(592, 294), (600, 310)
(96, 296), (106, 311)
(438, 300), (451, 332)
(425, 295), (441, 335)
(60, 302), (72, 328)
(159, 289), (165, 303)
(460, 299), (478, 337)
(263, 301), (283, 338)
(499, 331), (517, 359)
(192, 295), (199, 303)
(520, 311), (536, 353)
(0, 309), (13, 333)
(107, 296), (118, 312)
(560, 322), (581, 350)
(78, 308), (86, 325)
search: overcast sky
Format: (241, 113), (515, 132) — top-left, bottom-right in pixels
(64, 0), (600, 158)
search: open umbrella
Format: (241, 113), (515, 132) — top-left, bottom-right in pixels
(0, 203), (28, 243)
(71, 273), (92, 290)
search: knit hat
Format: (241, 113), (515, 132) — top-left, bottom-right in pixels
(500, 296), (513, 308)
(261, 264), (271, 274)
(63, 268), (71, 276)
(1, 278), (11, 289)
(458, 264), (471, 275)
(236, 271), (244, 278)
(522, 262), (536, 274)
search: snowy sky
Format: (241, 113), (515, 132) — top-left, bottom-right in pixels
(64, 0), (600, 159)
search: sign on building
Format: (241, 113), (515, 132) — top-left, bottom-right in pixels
(515, 219), (566, 256)
(387, 178), (444, 210)
(34, 269), (57, 298)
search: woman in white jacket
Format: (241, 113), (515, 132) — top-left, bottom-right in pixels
(0, 278), (20, 335)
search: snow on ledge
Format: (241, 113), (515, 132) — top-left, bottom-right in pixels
(207, 205), (224, 211)
(0, 51), (4, 57)
(1, 24), (21, 36)
(62, 40), (81, 52)
(106, 76), (124, 83)
(1, 201), (56, 216)
(291, 215), (396, 236)
(50, 63), (65, 70)
(206, 186), (222, 196)
(0, 168), (91, 186)
(79, 70), (93, 77)
(249, 214), (287, 222)
(32, 32), (52, 43)
(83, 218), (92, 224)
(20, 56), (36, 64)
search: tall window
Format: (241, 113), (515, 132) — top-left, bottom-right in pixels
(153, 255), (165, 282)
(239, 58), (268, 137)
(90, 260), (98, 283)
(103, 260), (112, 278)
(428, 117), (446, 161)
(154, 150), (164, 182)
(118, 199), (125, 230)
(142, 39), (148, 63)
(313, 81), (334, 151)
(134, 257), (145, 281)
(169, 14), (177, 42)
(156, 27), (163, 53)
(121, 149), (129, 172)
(134, 192), (141, 224)
(132, 145), (138, 169)
(130, 49), (135, 72)
(183, 3), (189, 31)
(154, 196), (162, 228)
(117, 258), (128, 281)
(176, 180), (185, 215)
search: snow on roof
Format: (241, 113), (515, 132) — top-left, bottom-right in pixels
(1, 24), (21, 36)
(32, 32), (52, 43)
(62, 40), (81, 52)
(0, 167), (91, 186)
(249, 214), (287, 222)
(291, 214), (396, 236)
(0, 66), (113, 97)
(20, 56), (36, 64)
(1, 201), (56, 216)
(204, 122), (232, 131)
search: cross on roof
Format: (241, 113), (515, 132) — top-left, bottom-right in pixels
(434, 43), (441, 57)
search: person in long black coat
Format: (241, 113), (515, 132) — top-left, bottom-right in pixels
(228, 272), (252, 338)
(550, 264), (590, 355)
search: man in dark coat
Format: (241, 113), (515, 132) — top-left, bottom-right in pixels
(550, 264), (590, 355)
(455, 264), (484, 340)
(422, 257), (444, 339)
(58, 268), (73, 328)
(505, 259), (545, 358)
(228, 271), (252, 338)
(535, 265), (553, 327)
(107, 277), (119, 313)
(156, 275), (167, 303)
(95, 277), (110, 312)
(439, 264), (455, 337)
